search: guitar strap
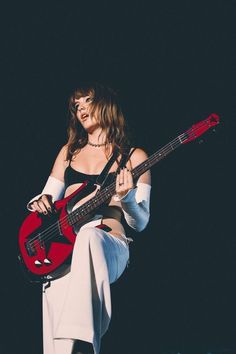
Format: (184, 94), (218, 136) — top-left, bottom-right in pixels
(118, 146), (135, 170)
(95, 145), (134, 189)
(95, 146), (119, 187)
(94, 145), (133, 232)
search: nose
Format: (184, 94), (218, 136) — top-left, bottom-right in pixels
(78, 104), (85, 111)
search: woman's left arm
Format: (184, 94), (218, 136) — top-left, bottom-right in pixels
(115, 148), (151, 232)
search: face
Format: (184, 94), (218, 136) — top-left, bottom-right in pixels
(74, 95), (100, 133)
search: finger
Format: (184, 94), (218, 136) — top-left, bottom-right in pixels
(115, 169), (132, 198)
(116, 176), (120, 193)
(119, 168), (124, 185)
(31, 201), (44, 213)
(116, 169), (125, 194)
(116, 169), (123, 188)
(122, 168), (128, 188)
(30, 201), (40, 212)
(37, 199), (49, 215)
(123, 168), (133, 189)
(41, 195), (54, 212)
(126, 168), (133, 187)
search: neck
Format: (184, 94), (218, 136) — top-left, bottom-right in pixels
(87, 129), (107, 146)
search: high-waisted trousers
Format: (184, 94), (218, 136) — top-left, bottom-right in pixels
(42, 221), (130, 354)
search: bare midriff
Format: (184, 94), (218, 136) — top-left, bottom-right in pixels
(64, 183), (126, 241)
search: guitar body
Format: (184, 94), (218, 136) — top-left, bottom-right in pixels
(18, 181), (98, 282)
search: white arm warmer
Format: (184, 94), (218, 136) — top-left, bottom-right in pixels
(113, 182), (151, 232)
(27, 176), (65, 211)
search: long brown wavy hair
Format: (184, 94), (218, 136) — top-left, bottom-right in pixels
(66, 82), (130, 161)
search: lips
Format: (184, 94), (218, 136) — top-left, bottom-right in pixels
(81, 113), (89, 120)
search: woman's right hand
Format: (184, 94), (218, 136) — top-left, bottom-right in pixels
(29, 194), (55, 215)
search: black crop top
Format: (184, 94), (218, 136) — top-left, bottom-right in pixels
(64, 165), (116, 190)
(64, 147), (135, 191)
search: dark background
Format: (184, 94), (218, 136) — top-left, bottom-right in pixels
(1, 1), (236, 353)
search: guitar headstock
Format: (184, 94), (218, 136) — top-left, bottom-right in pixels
(182, 113), (220, 144)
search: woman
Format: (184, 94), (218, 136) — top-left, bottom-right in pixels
(27, 82), (151, 354)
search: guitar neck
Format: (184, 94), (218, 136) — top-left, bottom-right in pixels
(68, 132), (187, 225)
(131, 133), (187, 180)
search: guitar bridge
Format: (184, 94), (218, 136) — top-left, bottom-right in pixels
(25, 233), (44, 256)
(25, 240), (36, 256)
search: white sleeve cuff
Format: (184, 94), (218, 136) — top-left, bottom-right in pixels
(27, 176), (65, 211)
(114, 182), (151, 232)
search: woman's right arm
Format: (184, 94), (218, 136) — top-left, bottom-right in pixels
(27, 145), (68, 214)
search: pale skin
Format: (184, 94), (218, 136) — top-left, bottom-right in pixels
(30, 95), (151, 238)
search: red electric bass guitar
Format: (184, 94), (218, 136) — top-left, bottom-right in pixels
(18, 113), (220, 282)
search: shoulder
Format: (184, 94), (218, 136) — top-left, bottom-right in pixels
(56, 144), (69, 162)
(129, 147), (148, 167)
(51, 144), (69, 174)
(128, 147), (151, 184)
(50, 144), (70, 181)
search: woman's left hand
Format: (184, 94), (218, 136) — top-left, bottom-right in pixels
(116, 167), (134, 199)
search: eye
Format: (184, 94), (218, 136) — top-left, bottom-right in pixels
(86, 97), (93, 103)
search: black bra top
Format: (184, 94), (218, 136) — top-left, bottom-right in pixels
(64, 147), (134, 191)
(64, 164), (116, 190)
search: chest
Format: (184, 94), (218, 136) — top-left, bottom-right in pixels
(71, 149), (119, 174)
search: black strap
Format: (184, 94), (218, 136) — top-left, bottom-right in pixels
(117, 146), (135, 170)
(95, 147), (119, 187)
(95, 145), (135, 188)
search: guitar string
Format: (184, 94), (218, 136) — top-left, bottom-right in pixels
(26, 133), (187, 248)
(26, 118), (216, 249)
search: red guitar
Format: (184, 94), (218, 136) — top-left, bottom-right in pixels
(18, 113), (220, 282)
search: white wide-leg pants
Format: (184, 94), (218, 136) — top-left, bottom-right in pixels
(42, 223), (129, 354)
